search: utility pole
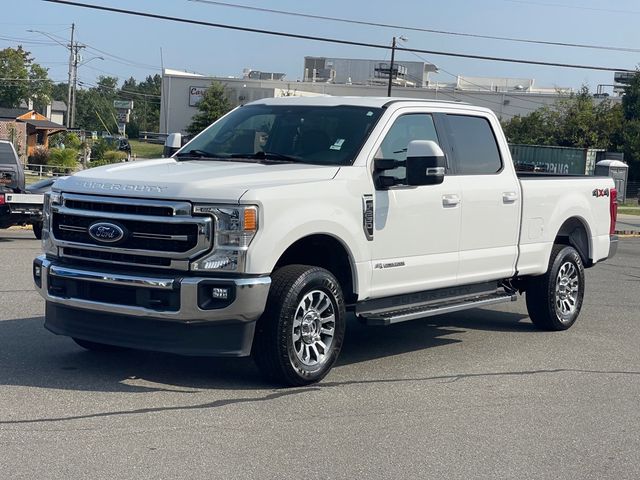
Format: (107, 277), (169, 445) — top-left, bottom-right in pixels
(387, 36), (396, 97)
(70, 42), (85, 128)
(66, 23), (74, 128)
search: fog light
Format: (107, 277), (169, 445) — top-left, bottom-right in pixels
(211, 287), (230, 300)
(33, 263), (42, 288)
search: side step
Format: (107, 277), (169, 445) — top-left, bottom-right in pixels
(359, 291), (517, 326)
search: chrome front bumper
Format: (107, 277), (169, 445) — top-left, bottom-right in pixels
(33, 255), (271, 323)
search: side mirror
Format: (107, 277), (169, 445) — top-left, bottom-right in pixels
(164, 132), (182, 157)
(405, 140), (446, 186)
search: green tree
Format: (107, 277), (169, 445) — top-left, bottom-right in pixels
(503, 86), (623, 151)
(621, 72), (640, 180)
(0, 46), (52, 108)
(73, 76), (119, 133)
(119, 74), (162, 137)
(186, 82), (231, 135)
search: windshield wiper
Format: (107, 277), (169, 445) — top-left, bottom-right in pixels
(228, 151), (302, 163)
(175, 149), (223, 159)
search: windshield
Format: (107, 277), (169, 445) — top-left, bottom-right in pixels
(0, 142), (18, 165)
(177, 104), (383, 166)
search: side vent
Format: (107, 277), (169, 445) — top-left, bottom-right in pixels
(362, 195), (374, 241)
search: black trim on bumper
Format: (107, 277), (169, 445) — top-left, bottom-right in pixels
(45, 302), (256, 357)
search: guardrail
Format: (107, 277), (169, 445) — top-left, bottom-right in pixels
(25, 164), (77, 178)
(140, 132), (168, 144)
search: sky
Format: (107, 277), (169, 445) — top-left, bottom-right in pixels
(1, 0), (639, 93)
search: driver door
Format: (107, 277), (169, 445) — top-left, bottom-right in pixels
(369, 111), (461, 298)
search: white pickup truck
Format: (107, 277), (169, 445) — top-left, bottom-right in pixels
(33, 97), (618, 385)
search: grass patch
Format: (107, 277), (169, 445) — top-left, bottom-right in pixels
(619, 208), (640, 216)
(130, 140), (164, 159)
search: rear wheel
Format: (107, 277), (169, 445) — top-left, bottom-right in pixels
(72, 337), (125, 352)
(526, 244), (585, 331)
(252, 265), (346, 386)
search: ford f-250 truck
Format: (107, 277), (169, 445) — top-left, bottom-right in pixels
(1, 140), (45, 238)
(33, 97), (618, 385)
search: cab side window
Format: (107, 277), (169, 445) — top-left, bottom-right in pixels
(446, 115), (502, 175)
(377, 114), (440, 179)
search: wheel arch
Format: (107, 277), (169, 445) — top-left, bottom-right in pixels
(553, 216), (592, 266)
(273, 233), (358, 304)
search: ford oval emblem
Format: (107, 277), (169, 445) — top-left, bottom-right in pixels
(88, 222), (125, 243)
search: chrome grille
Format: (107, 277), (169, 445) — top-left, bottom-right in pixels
(51, 193), (212, 270)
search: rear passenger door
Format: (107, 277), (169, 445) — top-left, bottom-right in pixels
(443, 114), (521, 285)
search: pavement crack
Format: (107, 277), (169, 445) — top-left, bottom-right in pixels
(0, 388), (318, 425)
(1, 368), (637, 425)
(321, 368), (640, 388)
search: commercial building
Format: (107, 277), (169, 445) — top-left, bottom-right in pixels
(159, 63), (617, 134)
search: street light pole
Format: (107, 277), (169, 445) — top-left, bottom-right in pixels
(387, 36), (396, 97)
(66, 23), (74, 128)
(70, 42), (86, 129)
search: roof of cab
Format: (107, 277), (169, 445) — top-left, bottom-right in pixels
(247, 96), (472, 109)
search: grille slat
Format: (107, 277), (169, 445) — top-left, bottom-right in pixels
(51, 194), (212, 271)
(64, 199), (174, 217)
(53, 213), (199, 253)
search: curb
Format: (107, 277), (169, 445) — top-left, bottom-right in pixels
(615, 230), (640, 237)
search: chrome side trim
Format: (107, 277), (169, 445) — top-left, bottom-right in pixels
(49, 264), (176, 290)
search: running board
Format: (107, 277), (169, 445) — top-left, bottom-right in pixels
(359, 292), (517, 326)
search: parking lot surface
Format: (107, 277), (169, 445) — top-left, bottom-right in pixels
(1, 230), (639, 479)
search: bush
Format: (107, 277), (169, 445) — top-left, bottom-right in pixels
(88, 150), (127, 168)
(48, 147), (79, 173)
(28, 145), (49, 166)
(50, 132), (82, 150)
(90, 138), (110, 160)
(103, 150), (127, 162)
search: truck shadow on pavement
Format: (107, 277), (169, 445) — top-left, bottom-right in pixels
(0, 309), (532, 394)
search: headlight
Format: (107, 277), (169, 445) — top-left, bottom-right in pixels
(42, 191), (61, 255)
(191, 205), (258, 272)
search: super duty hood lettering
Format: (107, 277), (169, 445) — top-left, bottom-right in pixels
(81, 181), (167, 193)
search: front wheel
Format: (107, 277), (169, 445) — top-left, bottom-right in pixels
(526, 244), (585, 331)
(252, 265), (346, 386)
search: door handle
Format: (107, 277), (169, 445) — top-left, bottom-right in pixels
(442, 194), (460, 207)
(502, 192), (519, 204)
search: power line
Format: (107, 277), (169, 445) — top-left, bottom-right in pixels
(503, 0), (640, 15)
(42, 0), (636, 73)
(188, 0), (640, 54)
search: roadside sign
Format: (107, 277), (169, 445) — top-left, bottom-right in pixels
(114, 100), (134, 110)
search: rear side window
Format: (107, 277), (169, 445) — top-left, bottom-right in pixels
(446, 115), (501, 175)
(0, 142), (18, 165)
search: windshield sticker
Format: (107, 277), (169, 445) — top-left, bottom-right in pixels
(366, 111), (374, 116)
(330, 139), (345, 151)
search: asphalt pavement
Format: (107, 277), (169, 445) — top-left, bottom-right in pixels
(616, 213), (640, 234)
(1, 230), (639, 479)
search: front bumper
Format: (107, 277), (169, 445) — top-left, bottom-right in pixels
(33, 255), (271, 356)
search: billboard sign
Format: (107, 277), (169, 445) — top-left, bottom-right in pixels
(189, 86), (207, 107)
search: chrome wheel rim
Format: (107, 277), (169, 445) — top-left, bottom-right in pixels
(292, 290), (336, 366)
(555, 261), (580, 318)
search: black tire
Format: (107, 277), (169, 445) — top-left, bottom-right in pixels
(526, 244), (585, 331)
(72, 337), (125, 352)
(32, 221), (43, 240)
(252, 265), (346, 386)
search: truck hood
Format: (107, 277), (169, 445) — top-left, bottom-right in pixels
(55, 158), (340, 203)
